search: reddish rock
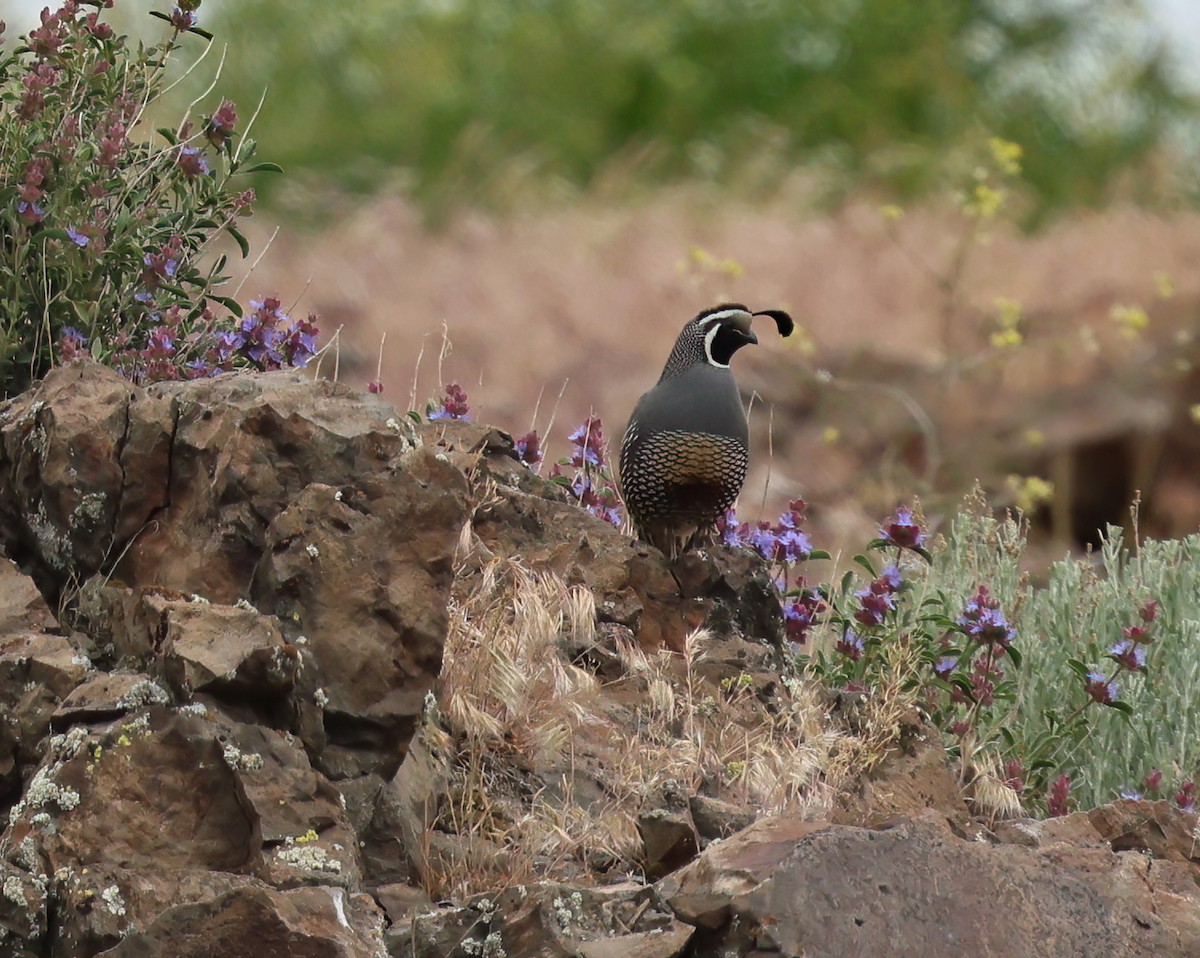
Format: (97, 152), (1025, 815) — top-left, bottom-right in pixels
(688, 795), (756, 842)
(0, 632), (90, 798)
(8, 709), (259, 877)
(637, 807), (699, 880)
(0, 860), (48, 945)
(51, 672), (171, 728)
(0, 557), (58, 635)
(254, 474), (463, 778)
(53, 867), (262, 958)
(101, 884), (387, 958)
(659, 814), (1200, 957)
(0, 365), (171, 603)
(1088, 799), (1200, 863)
(143, 595), (297, 700)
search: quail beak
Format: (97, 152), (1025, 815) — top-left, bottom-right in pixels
(728, 311), (758, 345)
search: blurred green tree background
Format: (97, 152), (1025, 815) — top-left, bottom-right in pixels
(194, 0), (1196, 220)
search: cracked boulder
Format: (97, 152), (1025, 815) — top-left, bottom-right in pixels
(658, 813), (1200, 957)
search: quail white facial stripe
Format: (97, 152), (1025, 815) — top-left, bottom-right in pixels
(703, 323), (730, 367)
(695, 308), (751, 329)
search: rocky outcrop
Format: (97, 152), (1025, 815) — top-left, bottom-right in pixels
(3, 363), (1200, 957)
(0, 363), (471, 778)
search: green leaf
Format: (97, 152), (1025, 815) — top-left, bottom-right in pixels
(852, 554), (877, 578)
(157, 127), (179, 145)
(227, 226), (250, 258)
(1065, 659), (1090, 681)
(1005, 645), (1023, 668)
(35, 229), (72, 244)
(209, 295), (243, 317)
(809, 550), (831, 561)
(189, 26), (215, 40)
(239, 161), (284, 175)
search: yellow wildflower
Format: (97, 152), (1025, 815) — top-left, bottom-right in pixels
(988, 137), (1023, 176)
(1006, 475), (1054, 513)
(1110, 304), (1149, 338)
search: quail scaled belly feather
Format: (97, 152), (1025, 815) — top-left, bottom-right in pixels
(618, 303), (793, 558)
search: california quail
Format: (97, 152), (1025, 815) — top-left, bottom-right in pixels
(619, 303), (793, 557)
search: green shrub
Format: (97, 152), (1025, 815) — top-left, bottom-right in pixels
(0, 0), (315, 397)
(799, 494), (1200, 815)
(204, 0), (1196, 220)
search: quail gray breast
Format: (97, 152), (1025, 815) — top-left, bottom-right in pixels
(618, 304), (793, 557)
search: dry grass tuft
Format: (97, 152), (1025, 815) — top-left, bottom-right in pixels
(421, 546), (852, 897)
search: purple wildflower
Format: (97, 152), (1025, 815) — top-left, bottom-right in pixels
(854, 583), (896, 627)
(933, 656), (957, 679)
(59, 326), (88, 362)
(782, 588), (825, 646)
(281, 314), (319, 367)
(774, 527), (813, 564)
(1119, 790), (1143, 801)
(879, 506), (926, 550)
(170, 6), (198, 30)
(17, 200), (45, 226)
(141, 236), (182, 289)
(84, 11), (113, 40)
(1084, 671), (1118, 705)
(835, 629), (865, 662)
(716, 508), (749, 548)
(176, 145), (209, 177)
(1108, 640), (1146, 673)
(1004, 758), (1025, 794)
(748, 522), (778, 560)
(238, 297), (288, 368)
(428, 383), (470, 421)
(878, 564), (903, 592)
(1145, 769), (1164, 793)
(958, 585), (1016, 647)
(144, 326), (175, 357)
(66, 227), (89, 247)
(205, 99), (238, 148)
(777, 498), (808, 529)
(515, 430), (543, 467)
(1175, 781), (1195, 812)
(568, 417), (607, 467)
(1047, 773), (1072, 817)
(98, 121), (128, 168)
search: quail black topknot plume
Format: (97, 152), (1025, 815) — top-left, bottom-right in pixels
(619, 303), (793, 557)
